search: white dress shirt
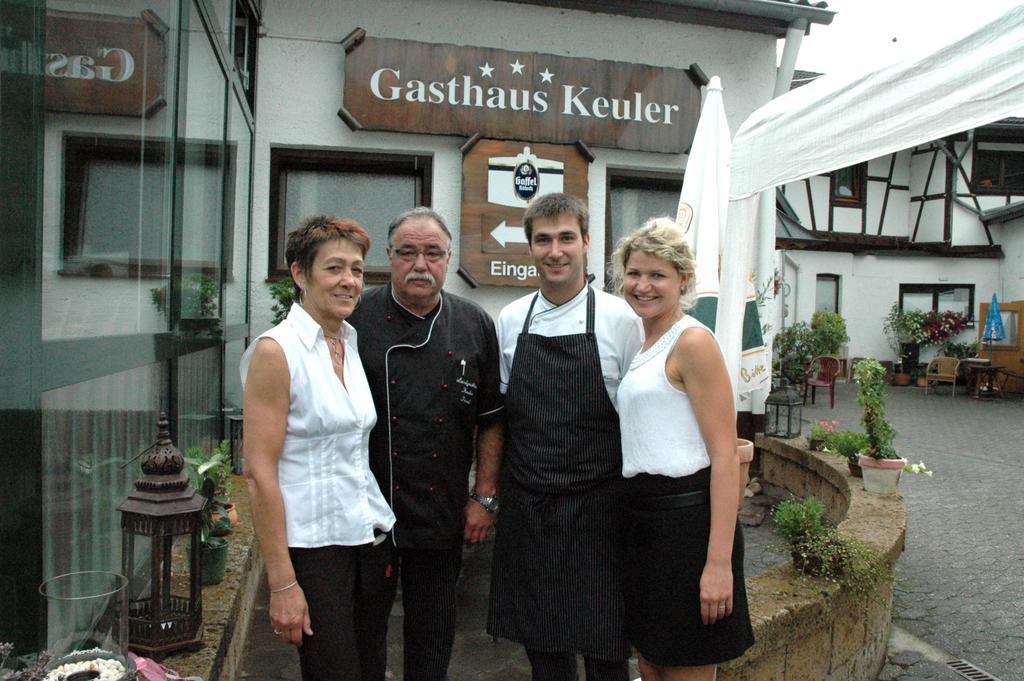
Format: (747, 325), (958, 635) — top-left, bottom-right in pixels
(240, 304), (395, 548)
(496, 285), (644, 406)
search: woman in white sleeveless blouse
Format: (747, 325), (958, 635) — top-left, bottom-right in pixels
(611, 218), (754, 681)
(241, 217), (396, 681)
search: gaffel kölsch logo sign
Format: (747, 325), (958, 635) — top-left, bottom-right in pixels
(342, 35), (702, 154)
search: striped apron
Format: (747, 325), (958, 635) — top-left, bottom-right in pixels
(487, 288), (628, 660)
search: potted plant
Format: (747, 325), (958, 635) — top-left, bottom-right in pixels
(806, 419), (839, 451)
(910, 365), (928, 388)
(772, 322), (816, 389)
(773, 496), (826, 571)
(773, 498), (887, 596)
(823, 428), (870, 477)
(810, 311), (849, 356)
(883, 304), (925, 385)
(185, 441), (233, 585)
(853, 359), (906, 493)
(186, 440), (236, 529)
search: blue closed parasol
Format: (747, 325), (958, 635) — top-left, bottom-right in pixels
(982, 292), (1005, 360)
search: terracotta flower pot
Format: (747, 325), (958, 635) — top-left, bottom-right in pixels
(858, 455), (907, 494)
(736, 438), (754, 510)
(213, 502), (239, 527)
(892, 373), (912, 386)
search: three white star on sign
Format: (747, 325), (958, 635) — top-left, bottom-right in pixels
(479, 62), (494, 77)
(509, 59), (525, 75)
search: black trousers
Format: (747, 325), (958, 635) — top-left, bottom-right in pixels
(392, 546), (463, 681)
(525, 649), (629, 681)
(289, 540), (396, 681)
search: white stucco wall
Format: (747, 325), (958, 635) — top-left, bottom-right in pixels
(779, 250), (998, 363)
(250, 0), (778, 332)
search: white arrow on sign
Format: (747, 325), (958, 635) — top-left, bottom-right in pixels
(490, 220), (528, 248)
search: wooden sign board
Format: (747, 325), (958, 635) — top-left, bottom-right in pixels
(459, 139), (589, 287)
(45, 10), (166, 117)
(343, 36), (701, 154)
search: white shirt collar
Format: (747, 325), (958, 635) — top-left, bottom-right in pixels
(286, 303), (352, 350)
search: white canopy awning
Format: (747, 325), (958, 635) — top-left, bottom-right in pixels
(730, 5), (1024, 199)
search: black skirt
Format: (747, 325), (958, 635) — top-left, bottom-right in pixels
(622, 468), (755, 667)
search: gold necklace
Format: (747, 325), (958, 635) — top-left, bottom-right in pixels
(326, 334), (345, 366)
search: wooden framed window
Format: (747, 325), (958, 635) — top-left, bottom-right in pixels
(62, 135), (225, 278)
(605, 169), (683, 281)
(815, 274), (839, 314)
(830, 163), (866, 207)
(899, 283), (974, 322)
(972, 140), (1024, 193)
(268, 148), (432, 283)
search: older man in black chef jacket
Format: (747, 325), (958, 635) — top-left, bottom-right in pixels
(348, 207), (504, 681)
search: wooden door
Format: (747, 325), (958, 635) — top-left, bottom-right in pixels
(978, 299), (1024, 393)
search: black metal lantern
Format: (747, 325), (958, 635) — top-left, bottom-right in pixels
(764, 379), (803, 438)
(119, 413), (204, 659)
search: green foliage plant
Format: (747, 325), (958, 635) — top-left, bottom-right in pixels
(854, 359), (900, 460)
(825, 429), (870, 464)
(772, 322), (816, 385)
(941, 339), (979, 359)
(882, 303), (926, 369)
(773, 497), (888, 598)
(773, 497), (826, 547)
(810, 311), (849, 356)
(270, 279), (296, 326)
(185, 441), (232, 543)
(150, 273), (218, 319)
(807, 419), (839, 451)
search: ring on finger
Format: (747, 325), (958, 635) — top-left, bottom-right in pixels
(273, 628), (282, 635)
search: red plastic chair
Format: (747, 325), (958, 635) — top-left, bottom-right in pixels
(803, 356), (841, 408)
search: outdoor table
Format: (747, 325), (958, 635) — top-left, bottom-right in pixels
(963, 362), (1004, 399)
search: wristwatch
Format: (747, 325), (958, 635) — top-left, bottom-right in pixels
(470, 492), (499, 513)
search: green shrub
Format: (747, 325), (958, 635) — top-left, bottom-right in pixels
(270, 279), (296, 326)
(774, 496), (888, 597)
(810, 311), (849, 356)
(773, 497), (827, 547)
(825, 430), (869, 464)
(854, 359), (900, 460)
(773, 322), (816, 385)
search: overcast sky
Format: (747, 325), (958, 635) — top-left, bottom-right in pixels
(783, 0), (1024, 76)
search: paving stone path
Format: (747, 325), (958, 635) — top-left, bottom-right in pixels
(803, 380), (1024, 681)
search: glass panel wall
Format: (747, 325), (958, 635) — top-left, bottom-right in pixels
(224, 89), (251, 326)
(42, 0), (180, 340)
(2, 0), (256, 653)
(41, 363), (167, 578)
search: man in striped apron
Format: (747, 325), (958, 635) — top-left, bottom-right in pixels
(487, 193), (643, 681)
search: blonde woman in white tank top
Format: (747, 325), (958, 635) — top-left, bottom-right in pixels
(611, 217), (754, 681)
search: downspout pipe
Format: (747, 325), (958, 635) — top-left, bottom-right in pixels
(751, 17), (807, 413)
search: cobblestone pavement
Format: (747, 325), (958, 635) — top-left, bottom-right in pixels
(803, 380), (1024, 681)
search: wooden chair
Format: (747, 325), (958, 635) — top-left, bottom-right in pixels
(924, 356), (960, 396)
(803, 356), (841, 408)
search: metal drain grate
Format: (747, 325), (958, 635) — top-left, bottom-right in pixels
(947, 659), (1003, 681)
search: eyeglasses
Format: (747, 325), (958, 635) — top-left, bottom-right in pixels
(391, 246), (450, 263)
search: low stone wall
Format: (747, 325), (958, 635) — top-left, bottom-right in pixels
(167, 442), (905, 681)
(718, 436), (906, 681)
(162, 475), (263, 681)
